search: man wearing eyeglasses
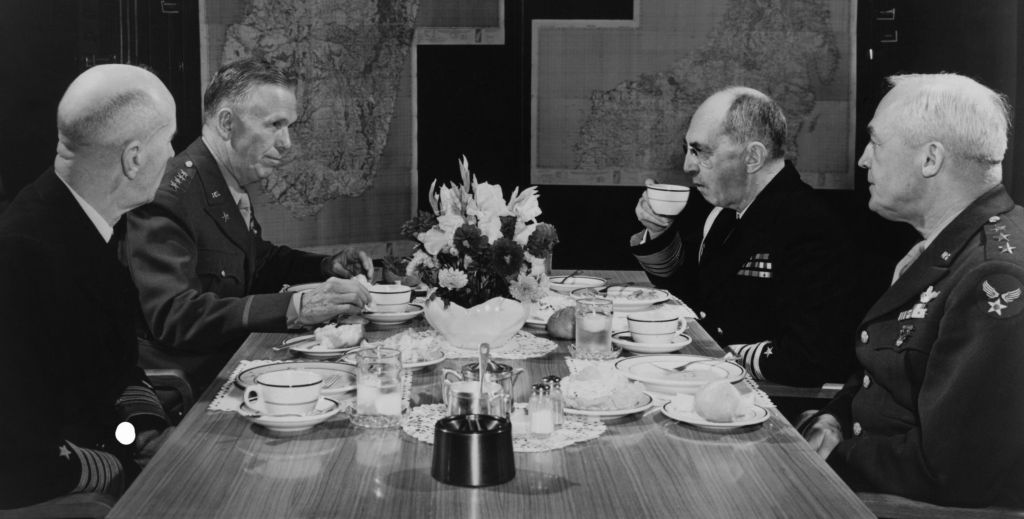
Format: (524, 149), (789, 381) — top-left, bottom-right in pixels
(630, 87), (867, 388)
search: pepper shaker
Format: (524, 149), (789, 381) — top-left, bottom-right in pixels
(542, 375), (564, 428)
(528, 383), (554, 439)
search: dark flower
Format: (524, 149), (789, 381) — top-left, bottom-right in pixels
(453, 224), (489, 256)
(490, 238), (525, 277)
(499, 215), (517, 239)
(400, 211), (438, 241)
(526, 222), (559, 258)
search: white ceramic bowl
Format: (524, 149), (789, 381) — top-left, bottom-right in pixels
(370, 284), (412, 306)
(549, 275), (607, 294)
(424, 297), (529, 350)
(647, 184), (690, 216)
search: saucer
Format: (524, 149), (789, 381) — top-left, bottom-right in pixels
(363, 303), (424, 325)
(239, 397), (342, 433)
(285, 335), (360, 359)
(660, 398), (769, 430)
(564, 391), (655, 418)
(235, 362), (358, 395)
(611, 331), (692, 354)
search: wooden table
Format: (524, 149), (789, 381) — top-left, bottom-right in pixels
(110, 271), (872, 519)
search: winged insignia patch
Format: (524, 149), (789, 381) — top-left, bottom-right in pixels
(981, 277), (1024, 318)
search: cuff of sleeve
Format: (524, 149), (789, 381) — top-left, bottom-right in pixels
(116, 385), (169, 430)
(729, 341), (771, 380)
(320, 256), (334, 277)
(631, 231), (683, 278)
(286, 292), (303, 329)
(67, 441), (126, 496)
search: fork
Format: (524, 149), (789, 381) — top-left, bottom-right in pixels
(652, 360), (711, 376)
(322, 375), (341, 389)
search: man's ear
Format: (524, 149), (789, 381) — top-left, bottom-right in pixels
(921, 141), (945, 179)
(214, 108), (233, 140)
(121, 141), (143, 180)
(745, 141), (769, 173)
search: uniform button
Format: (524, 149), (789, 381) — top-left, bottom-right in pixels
(220, 270), (226, 277)
(860, 330), (869, 344)
(185, 160), (194, 167)
(716, 327), (724, 335)
(699, 311), (707, 319)
(989, 216), (1000, 223)
(862, 374), (871, 389)
(853, 422), (862, 436)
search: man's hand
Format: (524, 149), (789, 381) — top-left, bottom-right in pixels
(801, 412), (843, 458)
(635, 179), (675, 240)
(328, 248), (374, 280)
(298, 277), (371, 325)
(134, 426), (174, 468)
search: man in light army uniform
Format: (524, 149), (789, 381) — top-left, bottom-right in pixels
(802, 73), (1024, 508)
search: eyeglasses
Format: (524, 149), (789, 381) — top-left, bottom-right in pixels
(686, 143), (714, 168)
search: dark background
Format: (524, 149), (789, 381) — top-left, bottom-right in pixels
(1, 0), (1021, 274)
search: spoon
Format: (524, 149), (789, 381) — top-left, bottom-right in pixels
(561, 269), (584, 281)
(478, 343), (490, 399)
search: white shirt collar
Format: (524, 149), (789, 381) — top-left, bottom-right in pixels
(56, 172), (115, 243)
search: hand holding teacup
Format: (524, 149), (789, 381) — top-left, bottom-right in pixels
(298, 277), (372, 325)
(636, 179), (690, 240)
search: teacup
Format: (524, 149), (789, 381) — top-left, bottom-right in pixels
(627, 309), (683, 344)
(243, 369), (323, 416)
(646, 184), (690, 216)
(370, 284), (413, 310)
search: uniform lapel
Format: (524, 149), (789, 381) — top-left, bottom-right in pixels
(861, 186), (1016, 323)
(190, 144), (255, 259)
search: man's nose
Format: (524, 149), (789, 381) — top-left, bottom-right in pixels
(856, 145), (870, 169)
(277, 127), (292, 150)
(682, 152), (700, 175)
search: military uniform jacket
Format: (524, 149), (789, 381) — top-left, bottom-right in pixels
(632, 163), (862, 386)
(0, 170), (166, 508)
(824, 186), (1024, 507)
(125, 139), (326, 387)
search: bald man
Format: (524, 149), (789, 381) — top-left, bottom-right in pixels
(0, 64), (176, 508)
(631, 87), (864, 388)
(802, 74), (1024, 507)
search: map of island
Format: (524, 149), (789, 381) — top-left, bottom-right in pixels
(220, 0), (420, 217)
(533, 0), (854, 189)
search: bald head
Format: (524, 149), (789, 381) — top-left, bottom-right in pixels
(697, 87), (788, 159)
(57, 64), (175, 156)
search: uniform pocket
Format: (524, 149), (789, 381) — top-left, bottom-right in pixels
(196, 249), (245, 295)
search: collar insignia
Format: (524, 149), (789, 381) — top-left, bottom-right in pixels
(221, 212), (230, 223)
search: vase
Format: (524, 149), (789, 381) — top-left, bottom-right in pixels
(424, 296), (530, 350)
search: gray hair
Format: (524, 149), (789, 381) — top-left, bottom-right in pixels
(57, 89), (163, 152)
(719, 87), (788, 159)
(886, 73), (1011, 165)
(202, 57), (295, 121)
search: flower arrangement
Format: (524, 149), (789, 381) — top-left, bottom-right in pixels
(401, 156), (559, 308)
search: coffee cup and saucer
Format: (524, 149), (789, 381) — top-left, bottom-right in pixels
(238, 369), (342, 433)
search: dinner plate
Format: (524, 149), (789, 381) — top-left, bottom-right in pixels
(564, 391), (655, 418)
(285, 335), (361, 359)
(235, 362), (358, 395)
(549, 275), (607, 294)
(363, 303), (424, 325)
(614, 355), (745, 395)
(340, 349), (445, 371)
(612, 331), (692, 354)
(570, 286), (670, 313)
(238, 396), (342, 433)
(660, 399), (769, 430)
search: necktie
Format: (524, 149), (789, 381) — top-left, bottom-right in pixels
(699, 208), (738, 264)
(891, 240), (926, 285)
(237, 192), (255, 233)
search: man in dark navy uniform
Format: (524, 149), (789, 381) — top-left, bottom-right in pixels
(126, 58), (372, 394)
(802, 73), (1024, 508)
(631, 87), (864, 387)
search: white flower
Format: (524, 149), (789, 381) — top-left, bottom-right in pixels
(418, 213), (465, 255)
(405, 250), (436, 276)
(508, 186), (541, 222)
(437, 184), (461, 215)
(438, 268), (469, 290)
(508, 273), (547, 302)
(524, 251), (547, 275)
(513, 221), (537, 247)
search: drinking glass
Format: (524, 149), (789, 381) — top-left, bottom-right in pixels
(573, 298), (615, 360)
(351, 347), (403, 428)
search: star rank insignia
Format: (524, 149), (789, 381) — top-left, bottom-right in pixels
(993, 225), (1006, 232)
(1000, 242), (1016, 255)
(168, 169), (189, 192)
(995, 232), (1011, 242)
(763, 346), (774, 357)
(58, 445), (71, 460)
(221, 212), (230, 222)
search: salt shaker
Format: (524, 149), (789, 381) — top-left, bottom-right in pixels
(542, 375), (564, 428)
(529, 383), (554, 439)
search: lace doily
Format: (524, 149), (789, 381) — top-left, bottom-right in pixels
(401, 404), (605, 452)
(209, 359), (413, 413)
(438, 330), (558, 360)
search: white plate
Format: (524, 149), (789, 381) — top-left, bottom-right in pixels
(239, 396), (342, 433)
(564, 391), (655, 418)
(660, 400), (769, 430)
(285, 336), (360, 359)
(525, 316), (547, 328)
(235, 362), (358, 395)
(363, 303), (424, 325)
(614, 355), (745, 395)
(340, 349), (445, 371)
(549, 275), (607, 294)
(571, 286), (670, 313)
(612, 331), (692, 354)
